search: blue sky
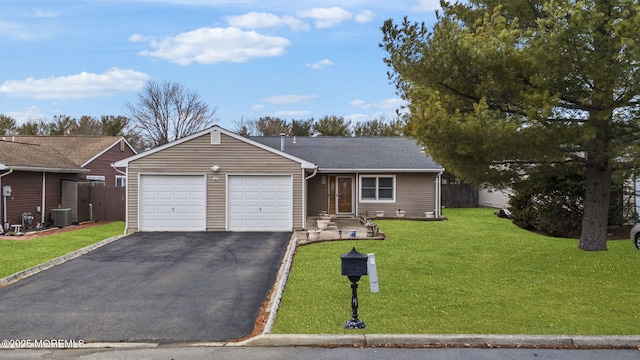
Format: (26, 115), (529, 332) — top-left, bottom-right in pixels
(1, 0), (440, 130)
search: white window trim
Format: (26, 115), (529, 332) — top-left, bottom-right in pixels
(115, 175), (127, 187)
(359, 174), (396, 203)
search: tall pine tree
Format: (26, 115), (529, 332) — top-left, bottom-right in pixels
(381, 0), (640, 250)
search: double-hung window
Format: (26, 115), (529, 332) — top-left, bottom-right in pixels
(115, 175), (127, 187)
(360, 175), (395, 202)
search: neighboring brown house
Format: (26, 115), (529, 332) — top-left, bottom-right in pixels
(114, 126), (444, 233)
(0, 136), (136, 231)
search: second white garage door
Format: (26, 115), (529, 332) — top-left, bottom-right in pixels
(139, 175), (206, 231)
(227, 175), (293, 231)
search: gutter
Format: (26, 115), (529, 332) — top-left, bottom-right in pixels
(0, 168), (14, 230)
(318, 168), (444, 173)
(4, 165), (89, 174)
(111, 163), (126, 176)
(302, 165), (319, 229)
(304, 165), (318, 181)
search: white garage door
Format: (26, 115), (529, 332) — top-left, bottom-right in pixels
(227, 175), (293, 231)
(139, 175), (206, 231)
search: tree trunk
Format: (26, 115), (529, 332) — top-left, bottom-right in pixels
(579, 163), (611, 251)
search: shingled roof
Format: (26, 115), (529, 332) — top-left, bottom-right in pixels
(9, 136), (123, 167)
(0, 140), (84, 172)
(0, 136), (124, 172)
(250, 136), (442, 171)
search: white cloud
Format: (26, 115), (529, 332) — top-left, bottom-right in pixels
(251, 104), (266, 110)
(263, 94), (317, 104)
(31, 9), (61, 18)
(6, 106), (45, 125)
(349, 98), (407, 110)
(412, 0), (442, 12)
(227, 12), (309, 31)
(0, 21), (33, 40)
(305, 58), (334, 69)
(297, 7), (353, 29)
(354, 10), (375, 23)
(137, 27), (291, 65)
(129, 33), (153, 42)
(0, 68), (150, 100)
(344, 112), (370, 123)
(274, 110), (311, 117)
(124, 0), (240, 5)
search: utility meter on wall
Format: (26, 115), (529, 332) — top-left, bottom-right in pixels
(2, 186), (11, 197)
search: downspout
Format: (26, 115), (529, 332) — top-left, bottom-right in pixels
(303, 165), (319, 229)
(41, 172), (46, 226)
(0, 169), (14, 230)
(355, 172), (359, 217)
(435, 170), (443, 217)
(305, 166), (318, 181)
(111, 164), (126, 176)
(111, 164), (129, 234)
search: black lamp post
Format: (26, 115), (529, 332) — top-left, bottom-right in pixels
(341, 247), (368, 329)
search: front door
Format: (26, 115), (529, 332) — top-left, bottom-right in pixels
(336, 176), (353, 214)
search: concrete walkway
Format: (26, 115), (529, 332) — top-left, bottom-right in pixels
(296, 217), (385, 245)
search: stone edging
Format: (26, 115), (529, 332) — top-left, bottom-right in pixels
(0, 234), (125, 287)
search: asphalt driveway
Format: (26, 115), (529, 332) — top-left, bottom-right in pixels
(0, 232), (291, 343)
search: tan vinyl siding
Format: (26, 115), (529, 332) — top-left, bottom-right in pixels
(358, 173), (438, 218)
(306, 174), (328, 216)
(125, 132), (304, 232)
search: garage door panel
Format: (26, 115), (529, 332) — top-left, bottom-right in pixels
(227, 175), (292, 232)
(139, 175), (206, 232)
(174, 191), (190, 200)
(261, 192), (276, 201)
(158, 191), (173, 200)
(260, 205), (275, 215)
(245, 191), (260, 200)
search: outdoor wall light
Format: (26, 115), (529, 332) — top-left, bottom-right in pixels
(211, 165), (220, 173)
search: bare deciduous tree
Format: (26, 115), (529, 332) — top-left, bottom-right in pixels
(125, 80), (217, 148)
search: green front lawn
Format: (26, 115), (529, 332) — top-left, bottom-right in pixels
(0, 222), (125, 279)
(272, 208), (640, 335)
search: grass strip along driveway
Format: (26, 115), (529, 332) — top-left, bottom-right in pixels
(272, 208), (639, 335)
(0, 222), (125, 279)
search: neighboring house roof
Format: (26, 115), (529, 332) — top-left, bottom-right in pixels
(0, 136), (134, 173)
(251, 136), (443, 172)
(0, 139), (86, 173)
(8, 136), (135, 167)
(113, 126), (316, 169)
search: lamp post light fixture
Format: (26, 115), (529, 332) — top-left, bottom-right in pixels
(340, 247), (368, 329)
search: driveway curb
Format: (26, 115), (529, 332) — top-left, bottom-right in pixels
(3, 334), (638, 350)
(235, 334), (640, 349)
(0, 234), (125, 287)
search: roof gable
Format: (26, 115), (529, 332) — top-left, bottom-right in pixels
(113, 126), (316, 169)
